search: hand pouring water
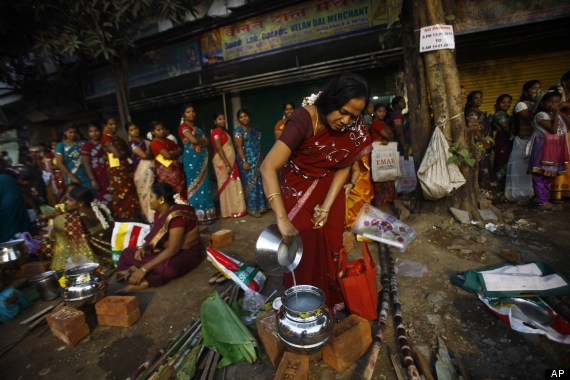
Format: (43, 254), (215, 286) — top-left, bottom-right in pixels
(254, 224), (302, 276)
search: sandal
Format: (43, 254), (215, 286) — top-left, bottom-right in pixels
(209, 272), (223, 285)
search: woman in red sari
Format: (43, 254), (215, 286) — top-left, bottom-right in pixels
(116, 182), (202, 292)
(101, 116), (141, 221)
(149, 121), (187, 201)
(260, 73), (371, 307)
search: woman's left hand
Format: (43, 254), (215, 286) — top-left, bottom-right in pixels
(128, 268), (146, 285)
(343, 184), (353, 198)
(244, 161), (251, 171)
(311, 205), (329, 229)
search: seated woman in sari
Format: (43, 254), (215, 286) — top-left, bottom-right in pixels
(116, 182), (202, 292)
(260, 73), (371, 307)
(50, 186), (114, 272)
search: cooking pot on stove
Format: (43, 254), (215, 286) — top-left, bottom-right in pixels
(63, 263), (106, 307)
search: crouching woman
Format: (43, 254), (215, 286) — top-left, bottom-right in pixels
(117, 182), (202, 292)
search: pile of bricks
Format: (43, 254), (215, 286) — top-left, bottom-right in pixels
(95, 296), (141, 327)
(46, 306), (90, 346)
(257, 312), (372, 379)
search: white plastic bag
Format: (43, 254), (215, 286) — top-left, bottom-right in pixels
(395, 156), (417, 194)
(371, 142), (401, 182)
(351, 203), (416, 252)
(417, 128), (465, 200)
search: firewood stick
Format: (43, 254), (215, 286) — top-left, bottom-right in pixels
(413, 347), (435, 380)
(363, 242), (390, 380)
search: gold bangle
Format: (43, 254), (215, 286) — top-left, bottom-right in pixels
(266, 192), (281, 202)
(319, 208), (329, 213)
(140, 267), (147, 273)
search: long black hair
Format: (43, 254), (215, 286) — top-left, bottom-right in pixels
(68, 186), (94, 205)
(518, 80), (541, 102)
(464, 91), (482, 116)
(314, 73), (369, 120)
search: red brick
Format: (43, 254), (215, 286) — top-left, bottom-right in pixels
(46, 306), (86, 335)
(51, 322), (90, 346)
(323, 314), (372, 372)
(210, 229), (233, 248)
(256, 311), (285, 369)
(342, 231), (354, 253)
(273, 351), (309, 380)
(21, 261), (52, 277)
(95, 296), (139, 316)
(97, 308), (141, 327)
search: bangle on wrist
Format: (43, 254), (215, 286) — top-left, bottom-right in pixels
(140, 267), (147, 273)
(350, 181), (356, 187)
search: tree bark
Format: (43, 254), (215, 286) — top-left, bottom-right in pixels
(112, 54), (131, 138)
(401, 0), (479, 216)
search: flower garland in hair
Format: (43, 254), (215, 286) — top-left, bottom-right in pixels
(301, 91), (322, 106)
(91, 200), (114, 230)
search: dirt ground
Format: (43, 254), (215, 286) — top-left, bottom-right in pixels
(0, 197), (569, 380)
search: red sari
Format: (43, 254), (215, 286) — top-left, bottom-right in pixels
(117, 204), (202, 287)
(279, 108), (372, 307)
(101, 134), (141, 221)
(150, 138), (187, 200)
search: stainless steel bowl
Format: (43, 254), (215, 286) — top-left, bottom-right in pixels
(255, 224), (302, 276)
(63, 263), (106, 307)
(0, 239), (25, 264)
(32, 270), (61, 300)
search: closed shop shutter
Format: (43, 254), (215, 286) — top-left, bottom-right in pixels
(458, 50), (570, 115)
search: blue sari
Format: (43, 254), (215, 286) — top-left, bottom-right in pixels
(179, 123), (216, 223)
(234, 126), (267, 216)
(55, 141), (92, 191)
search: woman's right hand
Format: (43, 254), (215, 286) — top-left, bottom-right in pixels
(277, 217), (299, 244)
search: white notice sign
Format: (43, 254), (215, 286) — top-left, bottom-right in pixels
(419, 24), (455, 53)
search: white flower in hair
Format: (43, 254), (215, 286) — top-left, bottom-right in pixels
(302, 91), (322, 106)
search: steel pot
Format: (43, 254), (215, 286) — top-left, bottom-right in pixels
(276, 285), (332, 354)
(31, 270), (60, 300)
(0, 239), (25, 264)
(255, 224), (302, 276)
(63, 263), (106, 307)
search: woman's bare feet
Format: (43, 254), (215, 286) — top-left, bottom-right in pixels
(117, 280), (149, 293)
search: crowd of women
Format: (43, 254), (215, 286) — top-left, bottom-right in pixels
(463, 71), (570, 209)
(2, 70), (569, 301)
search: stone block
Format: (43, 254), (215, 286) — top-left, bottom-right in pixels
(210, 229), (233, 248)
(46, 306), (86, 335)
(273, 351), (309, 380)
(449, 207), (470, 224)
(20, 261), (51, 277)
(95, 296), (139, 316)
(50, 322), (90, 346)
(323, 314), (372, 372)
(478, 209), (498, 222)
(477, 197), (493, 210)
(256, 311), (285, 369)
(342, 231), (354, 252)
(97, 308), (141, 327)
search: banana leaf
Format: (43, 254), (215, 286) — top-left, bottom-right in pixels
(201, 291), (260, 368)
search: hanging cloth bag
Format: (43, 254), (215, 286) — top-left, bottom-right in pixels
(395, 156), (417, 194)
(417, 127), (466, 199)
(337, 241), (378, 320)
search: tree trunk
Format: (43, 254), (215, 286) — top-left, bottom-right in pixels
(402, 0), (432, 212)
(401, 0), (479, 216)
(112, 54), (131, 138)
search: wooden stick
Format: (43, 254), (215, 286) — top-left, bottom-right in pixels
(363, 242), (390, 380)
(19, 305), (54, 325)
(387, 346), (406, 380)
(413, 347), (435, 380)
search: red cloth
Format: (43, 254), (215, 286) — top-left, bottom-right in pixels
(280, 108), (372, 307)
(150, 138), (187, 200)
(117, 204), (202, 287)
(101, 135), (141, 221)
(369, 119), (387, 142)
